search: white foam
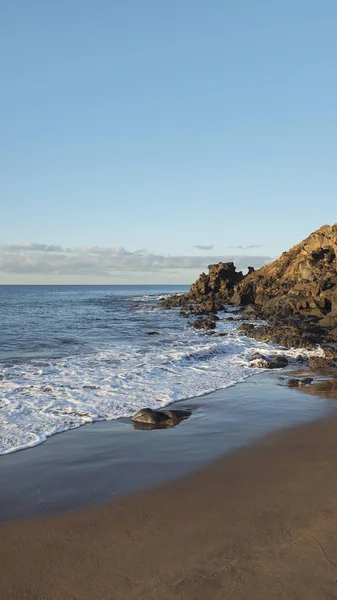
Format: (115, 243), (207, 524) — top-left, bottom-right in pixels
(0, 312), (323, 455)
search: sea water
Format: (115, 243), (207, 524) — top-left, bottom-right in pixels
(0, 285), (322, 454)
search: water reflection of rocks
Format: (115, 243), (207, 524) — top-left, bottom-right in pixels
(297, 375), (337, 400)
(133, 420), (183, 431)
(280, 367), (337, 400)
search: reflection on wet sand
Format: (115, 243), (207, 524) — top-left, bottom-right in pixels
(132, 419), (182, 431)
(298, 376), (337, 400)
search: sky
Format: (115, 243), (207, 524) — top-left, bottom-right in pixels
(1, 0), (336, 284)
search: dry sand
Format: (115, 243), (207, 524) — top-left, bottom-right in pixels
(2, 410), (337, 600)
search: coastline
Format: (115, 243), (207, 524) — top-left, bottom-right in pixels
(2, 375), (337, 599)
(1, 365), (337, 523)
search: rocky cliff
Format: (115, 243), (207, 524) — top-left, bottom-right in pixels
(161, 224), (337, 350)
(232, 224), (337, 321)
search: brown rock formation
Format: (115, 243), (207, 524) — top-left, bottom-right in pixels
(190, 262), (244, 300)
(160, 262), (244, 311)
(160, 224), (337, 353)
(232, 224), (337, 321)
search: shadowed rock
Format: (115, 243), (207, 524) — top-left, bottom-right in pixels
(191, 316), (216, 330)
(160, 262), (243, 312)
(308, 357), (335, 370)
(132, 408), (192, 429)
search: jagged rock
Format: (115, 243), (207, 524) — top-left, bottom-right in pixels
(232, 224), (337, 320)
(190, 262), (244, 301)
(240, 305), (263, 320)
(231, 281), (256, 306)
(191, 316), (216, 330)
(245, 318), (327, 349)
(160, 262), (243, 313)
(179, 300), (224, 317)
(308, 357), (335, 369)
(237, 323), (256, 334)
(319, 314), (337, 328)
(160, 293), (191, 309)
(159, 224), (337, 353)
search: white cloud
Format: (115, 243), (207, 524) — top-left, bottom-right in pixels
(225, 244), (264, 250)
(2, 242), (65, 253)
(193, 244), (214, 250)
(0, 242), (272, 279)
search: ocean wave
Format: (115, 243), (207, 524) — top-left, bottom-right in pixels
(0, 323), (323, 455)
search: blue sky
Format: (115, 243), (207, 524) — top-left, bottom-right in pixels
(1, 1), (336, 283)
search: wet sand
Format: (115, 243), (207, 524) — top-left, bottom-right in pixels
(2, 369), (337, 599)
(1, 369), (337, 521)
(2, 408), (337, 599)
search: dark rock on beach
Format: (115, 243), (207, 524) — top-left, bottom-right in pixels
(249, 353), (289, 369)
(244, 318), (327, 349)
(237, 323), (256, 334)
(132, 408), (192, 429)
(191, 316), (217, 330)
(287, 377), (314, 388)
(308, 357), (335, 370)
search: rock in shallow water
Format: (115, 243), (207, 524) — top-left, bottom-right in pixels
(191, 316), (216, 330)
(248, 353), (289, 369)
(132, 407), (192, 426)
(287, 377), (314, 387)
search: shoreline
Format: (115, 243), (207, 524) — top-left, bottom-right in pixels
(1, 365), (337, 522)
(2, 384), (337, 599)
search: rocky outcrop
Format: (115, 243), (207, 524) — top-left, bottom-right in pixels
(248, 353), (289, 369)
(191, 316), (217, 330)
(232, 224), (337, 321)
(230, 224), (337, 352)
(190, 262), (244, 300)
(239, 317), (329, 349)
(160, 262), (244, 312)
(160, 224), (337, 353)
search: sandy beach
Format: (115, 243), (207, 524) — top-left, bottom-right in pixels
(2, 0), (337, 596)
(2, 369), (337, 599)
(1, 368), (335, 521)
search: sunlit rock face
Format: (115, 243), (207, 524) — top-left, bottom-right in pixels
(233, 224), (337, 320)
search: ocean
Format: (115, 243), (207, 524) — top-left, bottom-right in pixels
(0, 285), (321, 455)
